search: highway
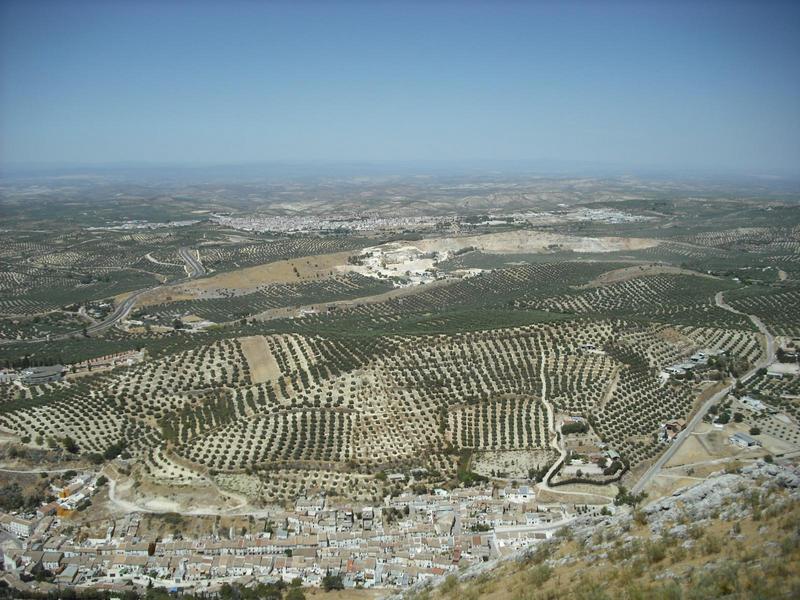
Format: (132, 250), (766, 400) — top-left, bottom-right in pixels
(15, 287), (151, 343)
(85, 248), (204, 336)
(179, 247), (206, 277)
(631, 291), (775, 496)
(18, 249), (207, 343)
(82, 288), (148, 336)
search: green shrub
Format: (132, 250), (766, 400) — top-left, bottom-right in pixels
(528, 564), (553, 586)
(645, 540), (667, 564)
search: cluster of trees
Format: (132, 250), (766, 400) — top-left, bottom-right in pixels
(561, 421), (589, 435)
(0, 483), (45, 512)
(615, 485), (647, 508)
(382, 505), (410, 524)
(56, 435), (79, 454)
(456, 450), (489, 486)
(527, 465), (550, 482)
(86, 441), (128, 465)
(218, 580), (307, 600)
(321, 572), (345, 591)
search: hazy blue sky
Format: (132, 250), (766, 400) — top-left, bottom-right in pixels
(1, 1), (799, 174)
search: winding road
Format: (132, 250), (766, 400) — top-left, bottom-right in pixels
(538, 352), (565, 490)
(534, 353), (611, 501)
(631, 291), (775, 496)
(16, 248), (207, 343)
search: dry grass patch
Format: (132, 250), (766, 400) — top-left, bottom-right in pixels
(239, 335), (281, 383)
(138, 250), (352, 306)
(581, 264), (718, 288)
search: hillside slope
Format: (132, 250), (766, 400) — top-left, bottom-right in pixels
(388, 461), (800, 600)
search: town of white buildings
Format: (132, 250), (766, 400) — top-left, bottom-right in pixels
(210, 208), (649, 235)
(0, 476), (591, 595)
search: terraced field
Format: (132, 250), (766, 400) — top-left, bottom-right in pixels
(0, 226), (377, 324)
(726, 286), (800, 337)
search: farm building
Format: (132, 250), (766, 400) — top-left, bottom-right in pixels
(740, 396), (766, 412)
(766, 362), (799, 378)
(729, 432), (762, 449)
(665, 362), (696, 376)
(0, 369), (18, 383)
(661, 419), (686, 442)
(19, 365), (65, 385)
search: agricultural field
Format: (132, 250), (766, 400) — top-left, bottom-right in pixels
(199, 236), (373, 272)
(0, 300), (770, 505)
(725, 285), (800, 337)
(136, 273), (396, 325)
(0, 175), (798, 513)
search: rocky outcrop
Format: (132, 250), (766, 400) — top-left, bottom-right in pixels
(642, 461), (800, 534)
(384, 460), (800, 599)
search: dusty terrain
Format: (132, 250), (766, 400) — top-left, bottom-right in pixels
(472, 450), (557, 480)
(253, 278), (459, 321)
(135, 231), (660, 308)
(415, 230), (659, 255)
(534, 483), (617, 505)
(239, 335), (281, 383)
(137, 250), (353, 305)
(105, 466), (249, 516)
(580, 264), (719, 288)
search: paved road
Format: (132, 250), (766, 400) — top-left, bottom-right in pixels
(83, 288), (148, 336)
(715, 291), (776, 364)
(85, 250), (206, 336)
(16, 250), (208, 344)
(7, 288), (149, 344)
(631, 291), (775, 496)
(534, 355), (614, 501)
(179, 247), (206, 277)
